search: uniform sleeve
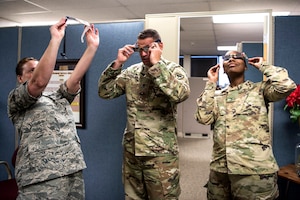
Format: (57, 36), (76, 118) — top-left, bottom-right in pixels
(58, 81), (80, 104)
(98, 62), (125, 99)
(260, 63), (297, 102)
(7, 82), (38, 122)
(195, 81), (217, 125)
(148, 60), (190, 103)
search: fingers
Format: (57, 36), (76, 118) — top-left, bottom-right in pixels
(248, 56), (264, 62)
(87, 24), (99, 36)
(247, 57), (263, 69)
(49, 18), (67, 39)
(149, 41), (161, 51)
(84, 24), (98, 38)
(85, 24), (93, 34)
(248, 57), (260, 63)
(125, 45), (136, 53)
(56, 18), (67, 30)
(248, 57), (262, 64)
(118, 45), (134, 60)
(84, 24), (100, 48)
(208, 64), (220, 76)
(210, 64), (220, 72)
(94, 26), (99, 35)
(51, 18), (66, 32)
(207, 64), (219, 83)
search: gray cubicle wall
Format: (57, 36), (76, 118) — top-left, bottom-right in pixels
(0, 27), (19, 181)
(274, 15), (300, 200)
(274, 16), (300, 167)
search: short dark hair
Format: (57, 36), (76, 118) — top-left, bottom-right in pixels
(137, 29), (161, 41)
(16, 57), (37, 76)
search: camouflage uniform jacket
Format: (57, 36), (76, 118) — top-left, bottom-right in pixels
(98, 58), (190, 156)
(7, 82), (86, 187)
(195, 63), (296, 174)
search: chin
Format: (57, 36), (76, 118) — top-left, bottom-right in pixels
(142, 61), (151, 66)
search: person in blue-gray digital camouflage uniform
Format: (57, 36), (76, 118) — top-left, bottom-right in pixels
(195, 50), (296, 200)
(7, 18), (99, 199)
(98, 29), (190, 200)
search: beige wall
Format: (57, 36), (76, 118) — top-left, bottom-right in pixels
(145, 16), (180, 63)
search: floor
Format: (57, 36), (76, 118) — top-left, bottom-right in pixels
(178, 137), (213, 200)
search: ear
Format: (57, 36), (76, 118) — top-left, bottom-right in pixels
(17, 75), (23, 84)
(158, 42), (163, 50)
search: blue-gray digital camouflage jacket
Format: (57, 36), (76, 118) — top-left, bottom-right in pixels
(98, 58), (190, 156)
(7, 82), (86, 187)
(195, 63), (296, 174)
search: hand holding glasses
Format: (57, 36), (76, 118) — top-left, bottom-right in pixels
(66, 16), (91, 43)
(223, 52), (264, 69)
(132, 39), (161, 53)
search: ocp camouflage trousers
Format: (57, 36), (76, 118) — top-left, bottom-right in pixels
(123, 150), (181, 200)
(207, 170), (279, 200)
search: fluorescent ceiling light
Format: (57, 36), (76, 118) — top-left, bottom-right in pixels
(217, 46), (237, 51)
(272, 12), (290, 16)
(20, 21), (58, 27)
(213, 12), (290, 24)
(213, 13), (266, 23)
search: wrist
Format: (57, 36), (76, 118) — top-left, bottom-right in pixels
(112, 60), (123, 70)
(50, 38), (63, 47)
(85, 46), (98, 54)
(151, 57), (161, 65)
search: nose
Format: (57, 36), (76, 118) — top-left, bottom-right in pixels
(228, 56), (235, 61)
(140, 50), (148, 56)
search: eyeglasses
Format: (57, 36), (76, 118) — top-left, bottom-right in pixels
(66, 16), (90, 26)
(66, 16), (91, 43)
(223, 52), (248, 61)
(133, 39), (161, 53)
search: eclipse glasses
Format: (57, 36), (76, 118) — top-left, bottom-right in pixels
(66, 16), (91, 43)
(132, 39), (161, 53)
(223, 52), (248, 61)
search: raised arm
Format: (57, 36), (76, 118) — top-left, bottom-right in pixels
(66, 24), (99, 93)
(27, 18), (67, 97)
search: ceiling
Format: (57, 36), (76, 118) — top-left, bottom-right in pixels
(1, 0), (300, 56)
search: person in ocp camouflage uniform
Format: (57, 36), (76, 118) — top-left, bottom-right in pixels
(7, 18), (99, 199)
(195, 50), (296, 200)
(98, 29), (190, 200)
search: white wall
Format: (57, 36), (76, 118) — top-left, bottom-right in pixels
(182, 77), (212, 138)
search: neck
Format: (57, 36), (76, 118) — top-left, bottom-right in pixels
(229, 77), (245, 87)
